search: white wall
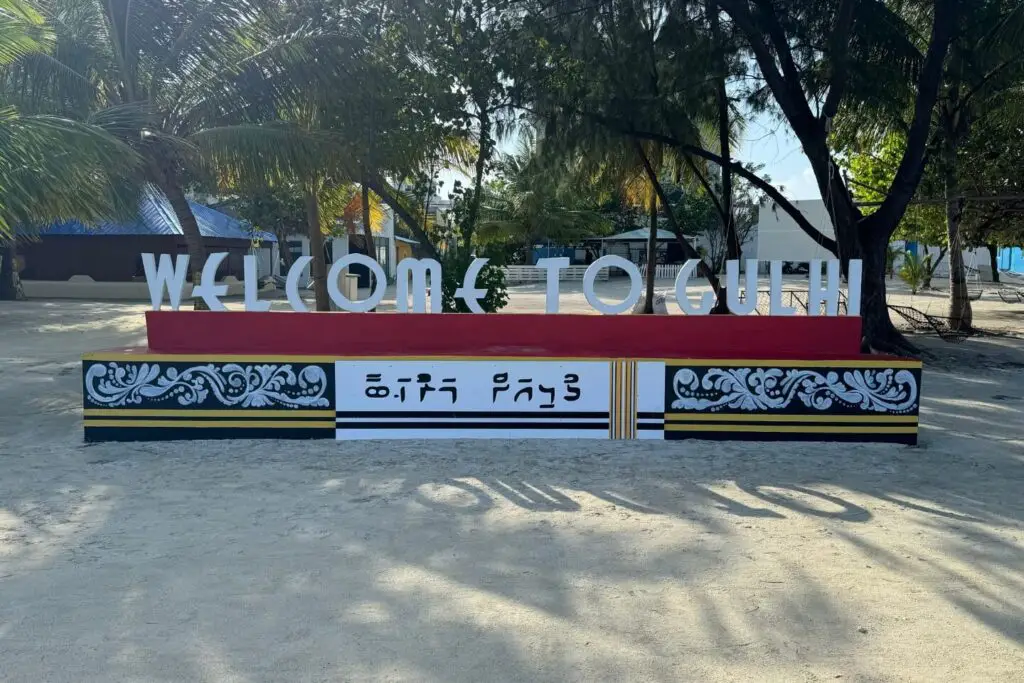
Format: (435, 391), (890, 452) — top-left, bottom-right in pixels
(919, 245), (992, 280)
(755, 199), (837, 263)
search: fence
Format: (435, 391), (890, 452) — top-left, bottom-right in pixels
(639, 263), (684, 281)
(503, 265), (609, 284)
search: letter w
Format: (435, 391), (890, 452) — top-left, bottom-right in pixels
(142, 253), (189, 310)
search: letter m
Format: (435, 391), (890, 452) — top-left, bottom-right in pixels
(396, 258), (442, 313)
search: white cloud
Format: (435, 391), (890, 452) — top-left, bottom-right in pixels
(778, 167), (819, 201)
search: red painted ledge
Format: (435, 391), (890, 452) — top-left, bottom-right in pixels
(144, 311), (863, 359)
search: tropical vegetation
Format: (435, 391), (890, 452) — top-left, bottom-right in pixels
(0, 0), (1022, 354)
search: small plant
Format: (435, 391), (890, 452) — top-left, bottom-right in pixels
(898, 250), (928, 294)
(440, 253), (509, 313)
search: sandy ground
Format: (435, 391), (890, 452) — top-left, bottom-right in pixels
(1, 282), (1023, 682)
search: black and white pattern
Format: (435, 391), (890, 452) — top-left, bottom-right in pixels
(83, 361), (331, 409)
(670, 367), (919, 414)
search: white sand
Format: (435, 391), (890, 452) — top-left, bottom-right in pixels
(1, 286), (1023, 682)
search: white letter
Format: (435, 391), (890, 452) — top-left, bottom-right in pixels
(674, 259), (715, 315)
(455, 258), (490, 313)
(285, 256), (311, 312)
(243, 254), (271, 312)
(329, 254), (387, 312)
(191, 252), (228, 311)
(768, 260), (797, 316)
(808, 259), (842, 316)
(535, 257), (569, 313)
(846, 259), (862, 316)
(583, 255), (642, 315)
(395, 257), (442, 313)
(725, 259), (759, 315)
(142, 252), (188, 310)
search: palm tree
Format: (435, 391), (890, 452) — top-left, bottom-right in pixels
(10, 0), (351, 306)
(477, 133), (612, 252)
(0, 0), (142, 299)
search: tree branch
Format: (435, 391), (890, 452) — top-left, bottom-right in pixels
(821, 0), (859, 119)
(869, 0), (958, 238)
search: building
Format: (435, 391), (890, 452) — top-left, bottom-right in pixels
(18, 191), (276, 286)
(754, 198), (997, 280)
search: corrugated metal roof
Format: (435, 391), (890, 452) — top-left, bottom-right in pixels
(598, 228), (677, 241)
(21, 190), (276, 242)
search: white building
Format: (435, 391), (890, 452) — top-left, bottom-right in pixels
(754, 199), (837, 264)
(753, 199), (993, 280)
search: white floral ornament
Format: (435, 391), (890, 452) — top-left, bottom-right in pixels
(84, 362), (330, 408)
(671, 367), (918, 414)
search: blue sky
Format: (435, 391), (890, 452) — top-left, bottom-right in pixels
(737, 114), (818, 200)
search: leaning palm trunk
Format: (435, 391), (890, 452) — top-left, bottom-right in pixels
(304, 185), (331, 311)
(150, 162), (210, 311)
(0, 241), (24, 300)
(360, 178), (378, 298)
(643, 192), (657, 313)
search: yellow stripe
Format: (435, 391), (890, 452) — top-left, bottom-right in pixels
(84, 409), (335, 418)
(83, 353), (342, 362)
(608, 362), (615, 439)
(664, 413), (918, 423)
(82, 353), (921, 369)
(84, 420), (334, 429)
(665, 424), (917, 434)
(628, 362), (637, 439)
(666, 359), (921, 368)
(616, 361), (624, 439)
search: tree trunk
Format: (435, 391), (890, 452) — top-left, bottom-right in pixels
(465, 107), (490, 252)
(277, 226), (294, 272)
(304, 185), (331, 312)
(857, 225), (915, 355)
(0, 241), (24, 301)
(709, 0), (739, 262)
(360, 177), (378, 294)
(151, 163), (210, 310)
(987, 243), (999, 284)
(634, 142), (724, 301)
(943, 134), (972, 331)
(644, 192), (657, 314)
(923, 245), (946, 290)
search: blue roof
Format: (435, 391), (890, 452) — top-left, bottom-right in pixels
(22, 190), (276, 242)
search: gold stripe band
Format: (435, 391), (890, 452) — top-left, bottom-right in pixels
(84, 420), (334, 429)
(665, 413), (918, 423)
(84, 409), (335, 418)
(665, 424), (917, 434)
(82, 353), (921, 369)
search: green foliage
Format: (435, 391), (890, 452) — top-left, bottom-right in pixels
(478, 132), (612, 251)
(439, 252), (509, 313)
(898, 250), (930, 295)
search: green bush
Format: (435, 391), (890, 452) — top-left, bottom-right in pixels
(898, 250), (928, 294)
(440, 253), (509, 313)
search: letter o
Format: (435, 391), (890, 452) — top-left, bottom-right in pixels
(328, 254), (387, 312)
(583, 255), (642, 315)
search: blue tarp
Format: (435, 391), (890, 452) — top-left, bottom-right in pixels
(998, 247), (1023, 274)
(20, 191), (276, 242)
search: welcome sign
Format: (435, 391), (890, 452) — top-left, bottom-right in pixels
(141, 252), (863, 316)
(81, 251), (922, 446)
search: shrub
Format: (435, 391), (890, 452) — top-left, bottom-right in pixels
(898, 250), (928, 294)
(440, 253), (509, 313)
